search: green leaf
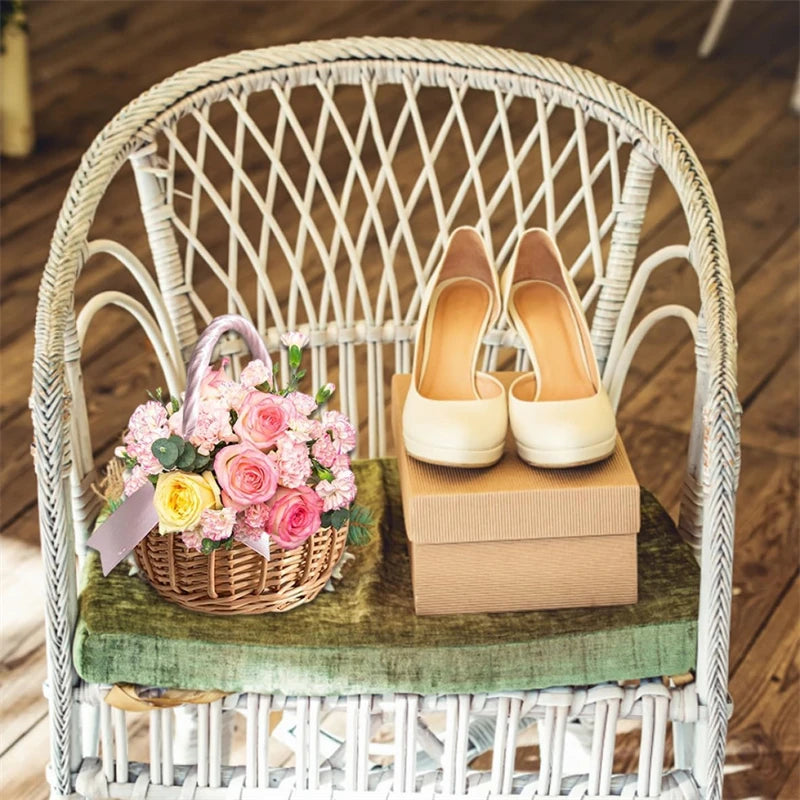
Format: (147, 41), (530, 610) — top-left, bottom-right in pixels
(346, 504), (374, 546)
(322, 508), (349, 530)
(170, 396), (181, 413)
(347, 523), (371, 546)
(148, 474), (159, 487)
(193, 454), (211, 471)
(229, 409), (239, 426)
(349, 504), (374, 526)
(200, 538), (216, 554)
(176, 442), (197, 469)
(152, 438), (179, 468)
(167, 434), (186, 456)
(200, 536), (234, 554)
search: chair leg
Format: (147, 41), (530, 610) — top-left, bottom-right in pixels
(173, 703), (235, 765)
(791, 61), (800, 115)
(672, 720), (695, 771)
(79, 703), (100, 759)
(698, 0), (736, 58)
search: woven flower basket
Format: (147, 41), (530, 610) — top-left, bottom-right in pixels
(133, 521), (348, 615)
(120, 315), (351, 615)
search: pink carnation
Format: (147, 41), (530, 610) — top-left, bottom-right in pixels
(220, 381), (248, 411)
(167, 406), (184, 436)
(124, 401), (169, 473)
(233, 518), (261, 542)
(315, 469), (357, 512)
(331, 452), (352, 474)
(243, 502), (270, 530)
(311, 435), (338, 469)
(180, 529), (204, 552)
(280, 330), (309, 349)
(122, 465), (150, 497)
(127, 400), (169, 442)
(286, 415), (324, 443)
(275, 434), (313, 488)
(189, 400), (237, 455)
(239, 359), (273, 389)
(200, 360), (248, 410)
(287, 391), (317, 418)
(200, 507), (236, 542)
(320, 410), (357, 454)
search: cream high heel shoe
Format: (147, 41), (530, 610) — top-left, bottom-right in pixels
(403, 227), (507, 467)
(503, 228), (617, 468)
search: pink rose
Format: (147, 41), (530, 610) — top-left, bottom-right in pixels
(233, 392), (290, 450)
(266, 486), (323, 550)
(200, 359), (231, 400)
(214, 441), (279, 510)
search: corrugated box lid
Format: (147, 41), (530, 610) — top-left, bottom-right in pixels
(392, 372), (640, 544)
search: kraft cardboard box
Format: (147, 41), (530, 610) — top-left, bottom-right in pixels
(392, 372), (639, 615)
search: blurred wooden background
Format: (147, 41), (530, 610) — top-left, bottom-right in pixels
(1, 1), (798, 798)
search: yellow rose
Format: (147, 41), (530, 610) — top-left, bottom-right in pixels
(153, 471), (221, 534)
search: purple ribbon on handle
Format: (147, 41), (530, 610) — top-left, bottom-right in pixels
(87, 483), (159, 576)
(88, 315), (277, 574)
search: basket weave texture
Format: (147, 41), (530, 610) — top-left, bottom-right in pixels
(133, 523), (348, 615)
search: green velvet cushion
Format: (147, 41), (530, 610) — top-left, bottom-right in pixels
(74, 459), (699, 695)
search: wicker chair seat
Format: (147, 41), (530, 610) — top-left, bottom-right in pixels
(75, 459), (699, 696)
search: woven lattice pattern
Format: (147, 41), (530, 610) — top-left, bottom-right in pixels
(133, 524), (347, 615)
(31, 38), (739, 799)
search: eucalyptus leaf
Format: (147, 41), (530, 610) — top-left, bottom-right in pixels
(152, 438), (179, 468)
(176, 442), (197, 469)
(167, 434), (186, 456)
(194, 454), (211, 471)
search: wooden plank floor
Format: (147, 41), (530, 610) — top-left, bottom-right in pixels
(1, 2), (797, 798)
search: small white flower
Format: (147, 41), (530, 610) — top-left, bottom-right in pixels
(280, 330), (309, 349)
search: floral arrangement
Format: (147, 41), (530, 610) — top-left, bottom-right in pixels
(115, 332), (371, 556)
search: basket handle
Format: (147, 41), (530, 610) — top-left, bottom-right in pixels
(181, 315), (272, 438)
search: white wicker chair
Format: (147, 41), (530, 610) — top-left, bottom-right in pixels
(31, 38), (739, 800)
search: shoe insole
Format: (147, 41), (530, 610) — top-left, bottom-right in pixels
(512, 281), (595, 401)
(418, 279), (490, 401)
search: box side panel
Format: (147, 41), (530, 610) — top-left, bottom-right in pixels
(411, 534), (638, 615)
